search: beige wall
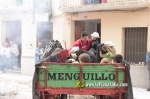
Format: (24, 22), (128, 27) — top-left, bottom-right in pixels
(69, 10), (150, 55)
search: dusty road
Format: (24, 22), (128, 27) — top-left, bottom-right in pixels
(0, 72), (94, 99)
(0, 73), (32, 99)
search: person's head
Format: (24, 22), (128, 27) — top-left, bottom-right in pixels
(112, 54), (123, 63)
(10, 41), (15, 45)
(5, 43), (9, 48)
(38, 42), (42, 49)
(81, 31), (89, 43)
(91, 32), (100, 40)
(78, 53), (91, 63)
(100, 43), (116, 57)
(100, 58), (112, 64)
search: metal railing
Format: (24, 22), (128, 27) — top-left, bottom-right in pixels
(59, 0), (148, 7)
(0, 0), (32, 8)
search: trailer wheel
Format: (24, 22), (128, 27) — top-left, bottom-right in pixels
(95, 95), (100, 99)
(122, 93), (127, 99)
(61, 94), (67, 99)
(95, 95), (111, 99)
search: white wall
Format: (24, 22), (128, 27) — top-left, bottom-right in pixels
(51, 0), (74, 49)
(52, 0), (63, 16)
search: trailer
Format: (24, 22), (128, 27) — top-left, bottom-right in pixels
(33, 62), (130, 99)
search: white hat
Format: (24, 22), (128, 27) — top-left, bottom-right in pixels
(91, 32), (100, 38)
(71, 46), (79, 53)
(104, 41), (114, 46)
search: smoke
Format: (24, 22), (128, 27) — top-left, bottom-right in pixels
(33, 0), (53, 48)
(0, 0), (53, 70)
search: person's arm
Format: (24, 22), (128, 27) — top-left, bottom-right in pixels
(1, 48), (5, 56)
(35, 49), (42, 56)
(68, 40), (80, 55)
(146, 52), (150, 62)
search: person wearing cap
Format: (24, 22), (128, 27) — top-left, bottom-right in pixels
(90, 32), (100, 53)
(68, 31), (92, 55)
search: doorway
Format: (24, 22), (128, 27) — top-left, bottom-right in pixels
(75, 20), (101, 43)
(5, 20), (22, 68)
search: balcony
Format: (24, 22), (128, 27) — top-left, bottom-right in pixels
(0, 0), (32, 13)
(59, 0), (149, 13)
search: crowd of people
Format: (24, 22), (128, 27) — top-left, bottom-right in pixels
(66, 31), (121, 64)
(34, 31), (123, 64)
(0, 41), (19, 73)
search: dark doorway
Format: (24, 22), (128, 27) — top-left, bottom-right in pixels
(5, 20), (22, 68)
(37, 22), (53, 48)
(75, 21), (85, 41)
(75, 20), (101, 42)
(97, 23), (101, 43)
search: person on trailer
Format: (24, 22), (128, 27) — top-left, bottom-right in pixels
(98, 41), (116, 62)
(66, 46), (97, 63)
(68, 31), (92, 55)
(111, 54), (123, 63)
(100, 58), (112, 64)
(112, 54), (134, 99)
(78, 53), (91, 63)
(89, 32), (100, 55)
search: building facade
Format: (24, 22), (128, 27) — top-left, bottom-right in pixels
(0, 0), (52, 75)
(0, 0), (150, 88)
(54, 0), (150, 88)
(58, 0), (150, 64)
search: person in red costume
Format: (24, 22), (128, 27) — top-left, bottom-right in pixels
(68, 31), (92, 55)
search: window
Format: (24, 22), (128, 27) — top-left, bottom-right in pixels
(84, 0), (101, 5)
(124, 27), (147, 64)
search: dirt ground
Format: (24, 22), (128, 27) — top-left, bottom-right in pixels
(0, 72), (32, 99)
(0, 72), (95, 99)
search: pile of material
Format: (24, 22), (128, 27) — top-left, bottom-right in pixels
(42, 40), (63, 59)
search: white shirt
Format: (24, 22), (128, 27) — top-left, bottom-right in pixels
(10, 43), (19, 56)
(2, 47), (11, 57)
